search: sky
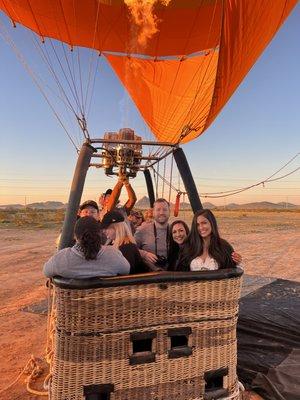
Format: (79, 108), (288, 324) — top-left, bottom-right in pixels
(0, 5), (299, 207)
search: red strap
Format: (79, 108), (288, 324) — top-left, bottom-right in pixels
(174, 192), (181, 217)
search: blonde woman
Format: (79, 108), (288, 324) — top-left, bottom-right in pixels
(100, 211), (146, 274)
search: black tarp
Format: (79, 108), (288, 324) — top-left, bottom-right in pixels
(237, 279), (300, 400)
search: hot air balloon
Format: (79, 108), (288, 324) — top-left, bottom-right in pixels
(0, 0), (297, 246)
(0, 2), (297, 399)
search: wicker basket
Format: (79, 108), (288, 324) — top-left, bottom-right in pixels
(50, 268), (243, 400)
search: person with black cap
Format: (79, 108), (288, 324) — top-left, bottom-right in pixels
(99, 177), (137, 222)
(44, 216), (130, 278)
(100, 210), (146, 274)
(55, 199), (101, 248)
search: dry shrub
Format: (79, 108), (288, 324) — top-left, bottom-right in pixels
(0, 209), (65, 228)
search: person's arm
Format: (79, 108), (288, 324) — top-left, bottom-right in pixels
(131, 246), (151, 274)
(223, 240), (239, 267)
(113, 248), (130, 275)
(43, 254), (58, 278)
(134, 225), (158, 265)
(139, 249), (158, 264)
(134, 226), (143, 248)
(106, 179), (123, 212)
(123, 179), (137, 214)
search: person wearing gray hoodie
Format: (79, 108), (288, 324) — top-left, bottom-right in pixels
(44, 216), (130, 279)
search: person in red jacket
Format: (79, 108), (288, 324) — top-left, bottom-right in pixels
(99, 176), (137, 221)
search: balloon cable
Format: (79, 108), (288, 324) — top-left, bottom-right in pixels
(0, 21), (79, 151)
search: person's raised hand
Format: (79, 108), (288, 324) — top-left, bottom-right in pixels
(118, 175), (128, 184)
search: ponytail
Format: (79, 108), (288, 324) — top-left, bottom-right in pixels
(74, 216), (102, 260)
(79, 230), (102, 260)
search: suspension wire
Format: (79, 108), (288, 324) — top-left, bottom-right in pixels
(168, 152), (174, 203)
(48, 39), (82, 114)
(0, 20), (79, 152)
(76, 47), (85, 116)
(153, 165), (185, 195)
(86, 54), (101, 118)
(68, 47), (91, 141)
(28, 17), (90, 140)
(70, 0), (85, 116)
(30, 34), (79, 116)
(146, 146), (164, 165)
(85, 44), (99, 114)
(155, 161), (160, 199)
(52, 0), (91, 140)
(48, 0), (83, 115)
(45, 38), (90, 140)
(145, 147), (176, 170)
(152, 167), (157, 199)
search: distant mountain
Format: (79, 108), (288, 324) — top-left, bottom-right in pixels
(135, 196), (150, 209)
(0, 204), (24, 210)
(135, 197), (299, 210)
(0, 199), (299, 211)
(0, 201), (66, 210)
(276, 202), (299, 209)
(224, 201), (299, 210)
(27, 201), (67, 210)
(203, 202), (216, 209)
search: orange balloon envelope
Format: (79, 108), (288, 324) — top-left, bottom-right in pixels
(0, 0), (297, 143)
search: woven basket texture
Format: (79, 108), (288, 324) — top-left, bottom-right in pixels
(50, 276), (242, 400)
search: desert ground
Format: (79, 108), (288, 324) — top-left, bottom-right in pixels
(0, 209), (299, 399)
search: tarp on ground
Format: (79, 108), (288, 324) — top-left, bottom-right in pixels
(237, 279), (300, 400)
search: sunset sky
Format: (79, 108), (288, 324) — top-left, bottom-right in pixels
(0, 5), (299, 207)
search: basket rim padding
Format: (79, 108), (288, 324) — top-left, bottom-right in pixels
(52, 267), (243, 290)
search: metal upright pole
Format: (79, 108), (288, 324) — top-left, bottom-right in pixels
(59, 142), (96, 250)
(173, 147), (203, 213)
(143, 169), (155, 207)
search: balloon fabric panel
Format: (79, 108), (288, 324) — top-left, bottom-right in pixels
(0, 0), (221, 56)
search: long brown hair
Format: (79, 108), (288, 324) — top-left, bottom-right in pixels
(176, 209), (236, 271)
(168, 220), (189, 270)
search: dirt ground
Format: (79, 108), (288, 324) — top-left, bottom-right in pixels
(0, 210), (299, 399)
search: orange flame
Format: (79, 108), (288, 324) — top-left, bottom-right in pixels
(124, 0), (171, 48)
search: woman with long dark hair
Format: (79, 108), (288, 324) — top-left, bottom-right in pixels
(176, 209), (241, 271)
(168, 220), (190, 270)
(43, 216), (130, 278)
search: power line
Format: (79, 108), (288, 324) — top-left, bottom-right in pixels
(202, 154), (299, 198)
